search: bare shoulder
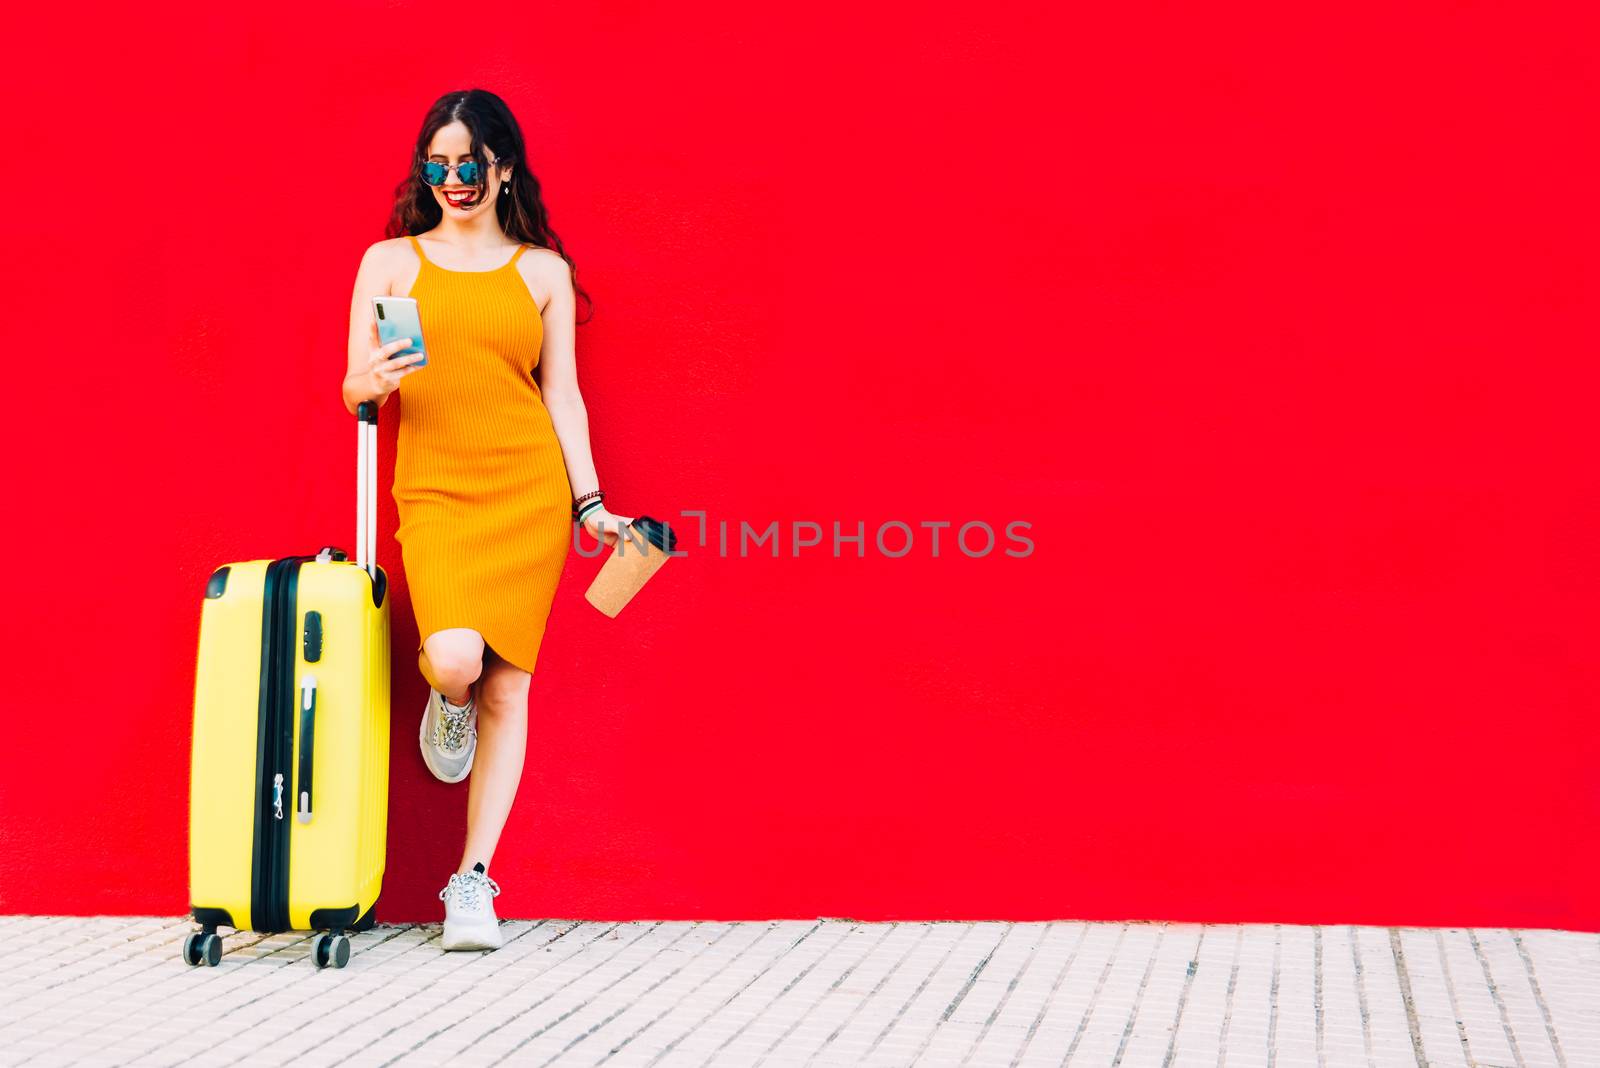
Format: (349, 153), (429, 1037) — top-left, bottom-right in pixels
(361, 236), (410, 258)
(360, 237), (418, 295)
(369, 235), (419, 267)
(516, 246), (574, 309)
(522, 245), (571, 278)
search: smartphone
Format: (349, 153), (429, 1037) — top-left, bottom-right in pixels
(372, 296), (428, 367)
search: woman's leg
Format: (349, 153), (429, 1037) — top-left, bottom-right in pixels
(458, 643), (532, 875)
(418, 629), (485, 706)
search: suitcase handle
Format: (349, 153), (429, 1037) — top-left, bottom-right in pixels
(297, 674), (317, 823)
(356, 401), (379, 579)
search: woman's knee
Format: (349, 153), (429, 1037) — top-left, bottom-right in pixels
(477, 662), (531, 714)
(420, 630), (486, 691)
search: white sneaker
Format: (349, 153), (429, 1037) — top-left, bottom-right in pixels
(420, 685), (477, 783)
(440, 863), (504, 951)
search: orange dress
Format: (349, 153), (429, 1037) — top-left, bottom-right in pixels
(391, 233), (572, 675)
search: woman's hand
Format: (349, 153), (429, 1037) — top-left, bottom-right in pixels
(365, 327), (425, 401)
(580, 506), (637, 549)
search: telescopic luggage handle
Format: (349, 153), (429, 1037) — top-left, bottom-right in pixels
(355, 401), (379, 580)
(313, 402), (380, 577)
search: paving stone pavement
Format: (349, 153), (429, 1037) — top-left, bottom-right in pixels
(0, 916), (1595, 1067)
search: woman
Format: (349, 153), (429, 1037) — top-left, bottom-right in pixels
(342, 89), (633, 951)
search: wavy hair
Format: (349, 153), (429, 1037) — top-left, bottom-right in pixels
(384, 89), (594, 324)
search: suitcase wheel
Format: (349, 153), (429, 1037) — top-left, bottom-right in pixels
(182, 931), (222, 967)
(313, 932), (351, 970)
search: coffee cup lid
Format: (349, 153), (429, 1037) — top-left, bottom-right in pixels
(627, 515), (677, 554)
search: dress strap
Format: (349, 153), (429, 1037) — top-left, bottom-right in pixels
(509, 244), (529, 267)
(406, 234), (430, 266)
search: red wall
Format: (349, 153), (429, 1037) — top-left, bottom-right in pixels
(4, 2), (1596, 929)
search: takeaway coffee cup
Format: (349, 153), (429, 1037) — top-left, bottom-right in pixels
(584, 515), (678, 618)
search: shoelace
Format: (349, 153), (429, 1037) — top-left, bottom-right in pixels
(439, 870), (501, 911)
(433, 690), (475, 752)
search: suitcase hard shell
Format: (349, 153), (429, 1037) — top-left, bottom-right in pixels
(185, 402), (391, 968)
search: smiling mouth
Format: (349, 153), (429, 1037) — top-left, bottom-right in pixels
(444, 190), (477, 207)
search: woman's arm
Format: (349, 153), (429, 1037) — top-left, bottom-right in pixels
(534, 254), (600, 499)
(533, 252), (635, 547)
(343, 242), (397, 416)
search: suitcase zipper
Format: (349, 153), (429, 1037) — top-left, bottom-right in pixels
(252, 555), (311, 932)
(270, 557), (309, 931)
(250, 559), (283, 930)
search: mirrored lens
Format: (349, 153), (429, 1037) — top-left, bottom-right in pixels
(420, 159), (487, 187)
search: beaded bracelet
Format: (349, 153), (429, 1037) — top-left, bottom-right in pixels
(572, 488), (606, 521)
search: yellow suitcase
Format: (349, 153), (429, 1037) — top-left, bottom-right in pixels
(185, 402), (391, 969)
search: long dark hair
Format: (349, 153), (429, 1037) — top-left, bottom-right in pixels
(384, 89), (594, 324)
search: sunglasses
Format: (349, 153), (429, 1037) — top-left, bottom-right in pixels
(419, 156), (508, 187)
